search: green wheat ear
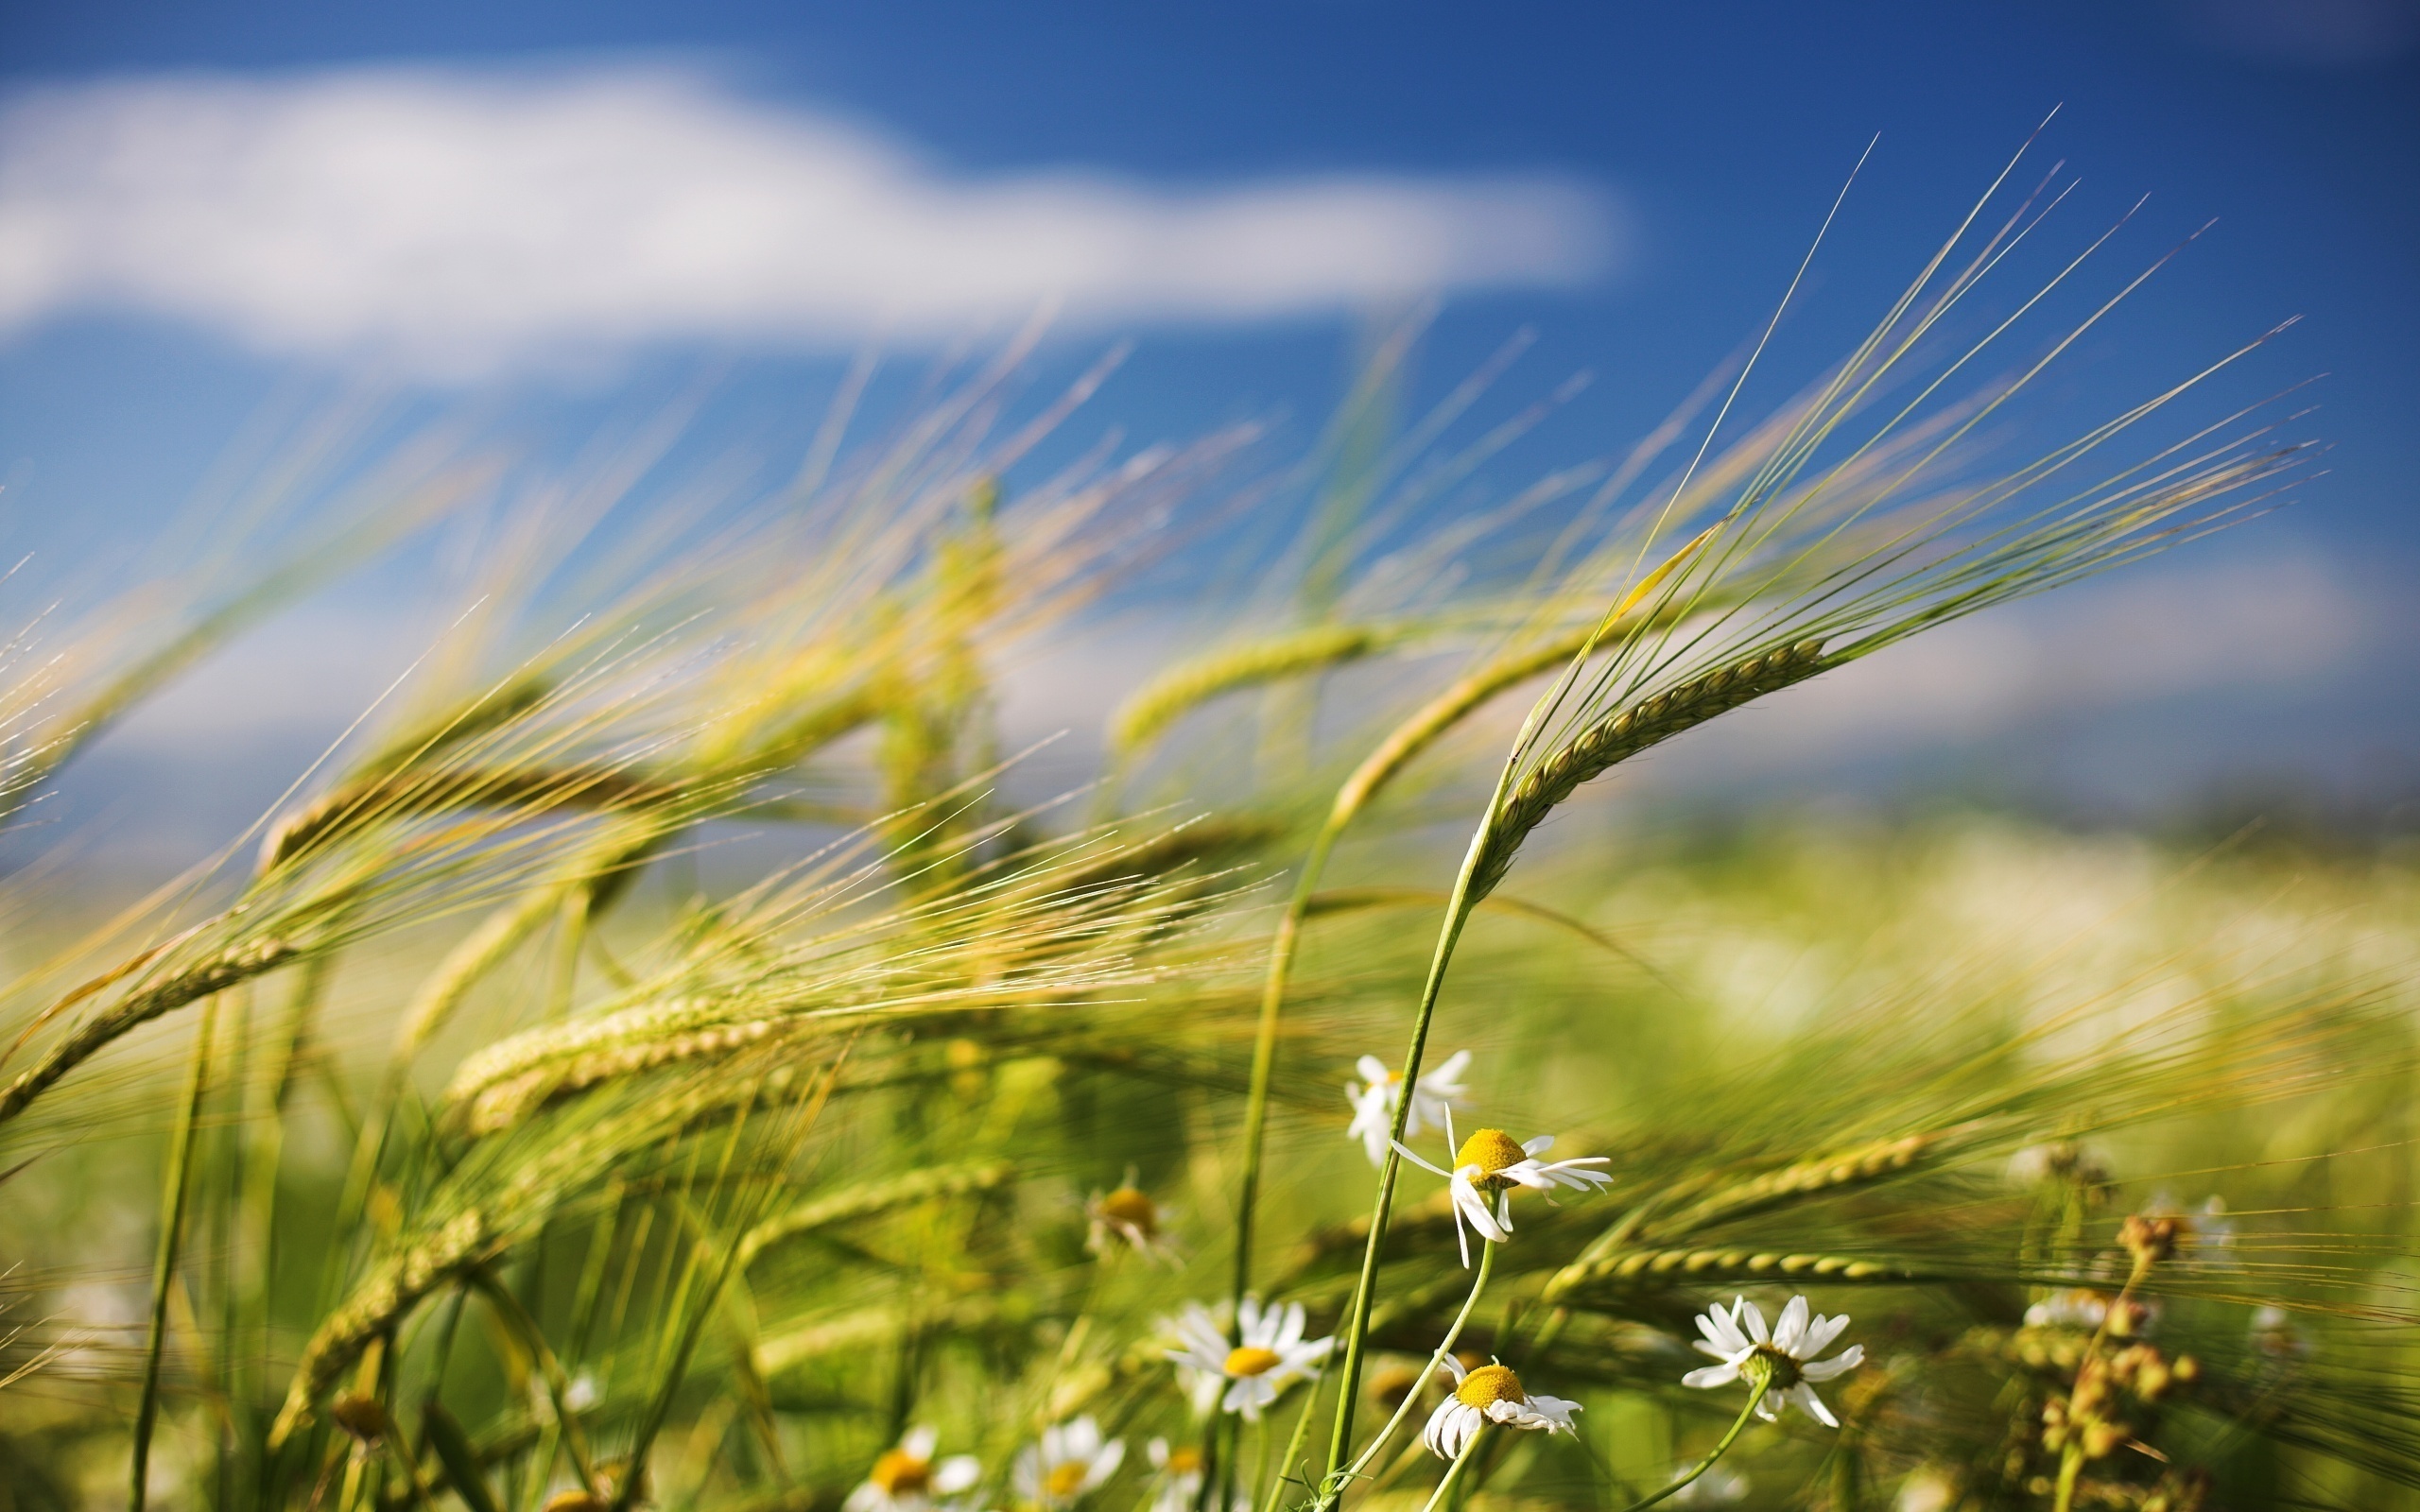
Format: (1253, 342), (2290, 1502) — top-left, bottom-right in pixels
(1468, 639), (1829, 902)
(1108, 621), (1399, 759)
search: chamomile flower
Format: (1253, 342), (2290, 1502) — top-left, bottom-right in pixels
(1013, 1418), (1125, 1509)
(1421, 1356), (1582, 1459)
(846, 1427), (981, 1512)
(1165, 1297), (1334, 1419)
(1681, 1296), (1863, 1427)
(1086, 1174), (1180, 1264)
(1145, 1438), (1244, 1512)
(1346, 1050), (1472, 1165)
(1392, 1117), (1614, 1265)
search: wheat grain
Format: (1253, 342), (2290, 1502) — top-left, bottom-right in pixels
(1467, 639), (1829, 902)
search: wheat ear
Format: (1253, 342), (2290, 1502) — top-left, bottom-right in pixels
(0, 937), (295, 1126)
(1465, 639), (1829, 902)
(1108, 622), (1391, 758)
(259, 764), (674, 873)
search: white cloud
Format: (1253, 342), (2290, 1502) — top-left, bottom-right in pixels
(0, 65), (1619, 376)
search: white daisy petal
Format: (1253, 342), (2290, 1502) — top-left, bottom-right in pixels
(935, 1457), (981, 1495)
(1065, 1417), (1100, 1459)
(1523, 1135), (1555, 1156)
(1801, 1344), (1864, 1382)
(1773, 1296), (1810, 1354)
(1455, 1179), (1511, 1242)
(1790, 1383), (1839, 1427)
(1681, 1364), (1741, 1388)
(903, 1425), (940, 1461)
(1800, 1314), (1850, 1358)
(1697, 1302), (1752, 1356)
(1738, 1299), (1770, 1346)
(1391, 1141), (1454, 1179)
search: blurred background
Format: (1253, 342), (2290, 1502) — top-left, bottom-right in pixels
(0, 0), (2415, 865)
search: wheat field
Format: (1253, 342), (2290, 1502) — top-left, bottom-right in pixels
(0, 154), (2410, 1512)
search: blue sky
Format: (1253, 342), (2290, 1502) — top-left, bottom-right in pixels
(0, 1), (2414, 847)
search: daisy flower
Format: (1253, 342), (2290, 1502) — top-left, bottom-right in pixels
(1146, 1437), (1202, 1512)
(1086, 1175), (1180, 1264)
(1145, 1438), (1244, 1512)
(1392, 1118), (1614, 1265)
(1165, 1297), (1334, 1419)
(1346, 1050), (1471, 1166)
(1421, 1355), (1582, 1459)
(1013, 1418), (1125, 1509)
(846, 1427), (981, 1512)
(1682, 1296), (1863, 1427)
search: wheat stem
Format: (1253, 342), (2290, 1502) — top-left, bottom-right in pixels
(1319, 755), (1511, 1490)
(1416, 1428), (1486, 1512)
(1227, 623), (1605, 1320)
(130, 993), (221, 1512)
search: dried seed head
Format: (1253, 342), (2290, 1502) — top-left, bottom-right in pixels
(329, 1393), (389, 1443)
(2121, 1213), (2181, 1268)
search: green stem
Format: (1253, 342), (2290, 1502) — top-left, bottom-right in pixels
(131, 993), (221, 1512)
(1229, 625), (1606, 1325)
(1321, 802), (1503, 1488)
(1416, 1429), (1486, 1512)
(1616, 1381), (1769, 1512)
(1229, 822), (1342, 1317)
(1337, 1240), (1497, 1488)
(2050, 1444), (2084, 1512)
(1270, 1356), (1333, 1508)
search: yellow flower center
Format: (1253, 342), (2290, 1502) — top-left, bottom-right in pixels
(1046, 1461), (1091, 1499)
(870, 1450), (933, 1496)
(1164, 1446), (1203, 1476)
(1453, 1364), (1527, 1409)
(1224, 1345), (1284, 1377)
(1098, 1187), (1158, 1234)
(1455, 1128), (1527, 1179)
